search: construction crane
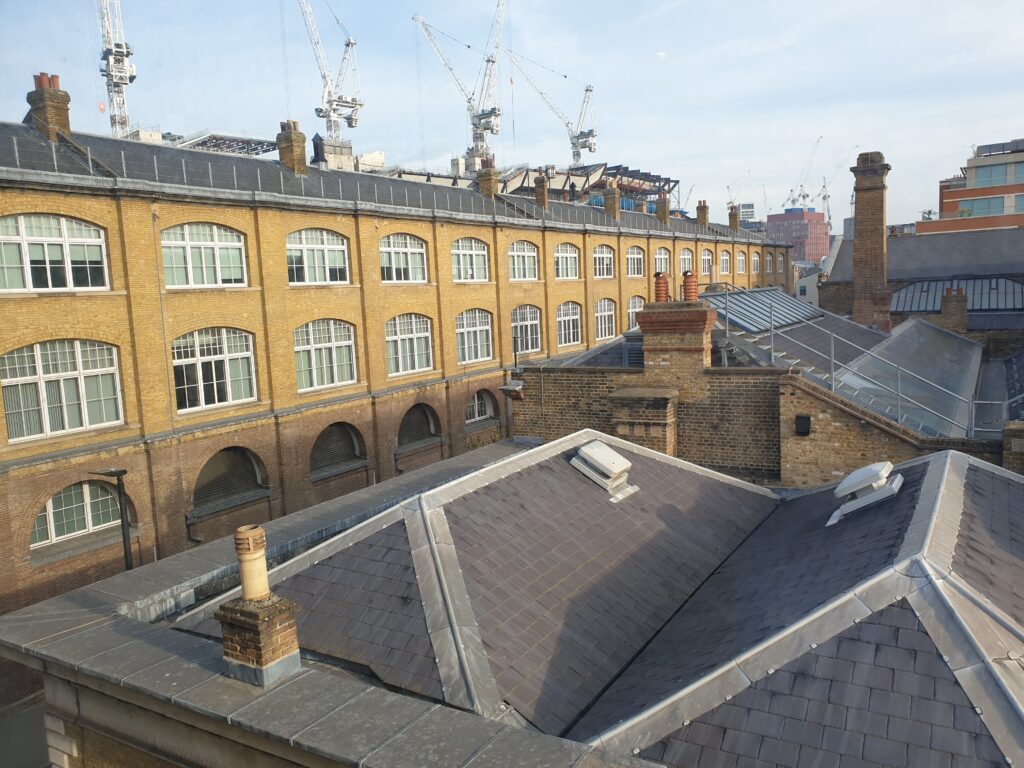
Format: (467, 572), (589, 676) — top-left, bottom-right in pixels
(783, 135), (823, 209)
(96, 0), (136, 138)
(504, 51), (596, 166)
(681, 184), (694, 211)
(413, 1), (505, 173)
(297, 0), (363, 140)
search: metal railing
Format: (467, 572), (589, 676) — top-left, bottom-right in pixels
(719, 297), (1006, 438)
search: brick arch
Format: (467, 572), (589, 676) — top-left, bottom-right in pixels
(19, 477), (138, 551)
(294, 408), (376, 466)
(182, 439), (272, 498)
(507, 237), (540, 250)
(0, 333), (122, 358)
(0, 210), (111, 233)
(165, 321), (259, 343)
(154, 209), (253, 234)
(377, 230), (427, 247)
(289, 315), (360, 335)
(284, 225), (348, 241)
(463, 387), (499, 420)
(397, 402), (443, 448)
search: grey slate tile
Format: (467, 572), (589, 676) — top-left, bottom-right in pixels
(862, 735), (908, 767)
(362, 707), (503, 767)
(797, 745), (840, 768)
(758, 736), (800, 767)
(822, 726), (864, 756)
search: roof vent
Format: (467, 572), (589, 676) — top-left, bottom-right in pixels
(827, 461), (904, 527)
(571, 440), (638, 501)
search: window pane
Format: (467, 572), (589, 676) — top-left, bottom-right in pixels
(50, 484), (87, 538)
(4, 382), (43, 438)
(30, 511), (49, 546)
(62, 377), (83, 429)
(0, 243), (25, 289)
(89, 484), (119, 527)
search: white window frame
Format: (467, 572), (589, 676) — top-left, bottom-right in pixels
(593, 245), (614, 278)
(508, 240), (539, 281)
(451, 237), (489, 282)
(777, 253), (785, 273)
(1, 340), (122, 442)
(162, 223), (247, 288)
(628, 296), (645, 329)
(512, 304), (541, 354)
(172, 328), (256, 412)
(554, 243), (579, 280)
(380, 233), (428, 283)
(701, 249), (713, 275)
(654, 247), (670, 275)
(385, 313), (433, 375)
(293, 320), (357, 392)
(30, 481), (120, 548)
(287, 229), (350, 285)
(737, 251), (747, 274)
(766, 253), (774, 274)
(455, 309), (493, 364)
(626, 246), (645, 277)
(595, 298), (616, 340)
(556, 302), (582, 347)
(680, 248), (694, 273)
(465, 390), (496, 424)
(0, 214), (109, 293)
(752, 252), (761, 274)
(720, 251), (731, 275)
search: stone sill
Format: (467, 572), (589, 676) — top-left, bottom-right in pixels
(31, 525), (141, 569)
(310, 459), (368, 484)
(465, 418), (500, 435)
(187, 489), (271, 524)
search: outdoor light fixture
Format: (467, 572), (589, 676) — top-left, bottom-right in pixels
(89, 468), (132, 570)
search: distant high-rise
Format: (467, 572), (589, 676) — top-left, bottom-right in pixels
(766, 207), (830, 264)
(739, 202), (756, 221)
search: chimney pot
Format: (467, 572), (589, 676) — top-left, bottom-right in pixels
(655, 272), (670, 302)
(683, 270), (698, 302)
(235, 524), (271, 601)
(50, 74), (60, 90)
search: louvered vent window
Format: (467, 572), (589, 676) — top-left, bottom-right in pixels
(398, 405), (440, 448)
(310, 423), (365, 479)
(193, 447), (266, 515)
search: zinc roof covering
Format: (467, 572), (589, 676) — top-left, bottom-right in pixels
(702, 288), (823, 333)
(827, 229), (1024, 283)
(890, 277), (1024, 313)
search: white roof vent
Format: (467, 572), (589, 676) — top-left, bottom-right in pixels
(571, 440), (638, 501)
(827, 461), (904, 527)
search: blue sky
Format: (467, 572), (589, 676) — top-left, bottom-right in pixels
(2, 0), (1022, 226)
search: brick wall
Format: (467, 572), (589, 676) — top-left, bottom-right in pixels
(850, 152), (892, 330)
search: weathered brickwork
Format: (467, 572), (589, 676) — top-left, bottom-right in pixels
(850, 152), (893, 331)
(610, 388), (678, 455)
(216, 594), (301, 669)
(1004, 421), (1024, 475)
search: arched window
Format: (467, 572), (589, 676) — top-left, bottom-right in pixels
(556, 302), (582, 347)
(512, 304), (541, 354)
(466, 390), (497, 424)
(455, 309), (493, 364)
(172, 328), (255, 412)
(380, 233), (427, 283)
(293, 320), (356, 391)
(680, 248), (694, 273)
(720, 251), (731, 275)
(593, 245), (614, 278)
(385, 314), (433, 375)
(626, 246), (644, 277)
(654, 247), (670, 275)
(700, 249), (713, 275)
(737, 251), (747, 274)
(193, 447), (266, 515)
(287, 229), (349, 284)
(766, 253), (774, 274)
(752, 252), (761, 274)
(451, 237), (489, 282)
(398, 404), (441, 448)
(0, 214), (108, 292)
(508, 240), (538, 281)
(162, 223), (246, 287)
(554, 243), (579, 279)
(777, 253), (785, 273)
(31, 481), (121, 547)
(1, 340), (121, 440)
(628, 296), (645, 329)
(310, 422), (365, 479)
(595, 298), (617, 340)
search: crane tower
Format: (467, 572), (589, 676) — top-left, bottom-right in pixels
(296, 0), (363, 142)
(96, 0), (136, 138)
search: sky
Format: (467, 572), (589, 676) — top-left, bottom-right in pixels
(1, 0), (1023, 227)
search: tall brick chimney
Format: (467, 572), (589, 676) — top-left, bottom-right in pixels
(478, 167), (500, 200)
(276, 120), (307, 175)
(696, 199), (709, 228)
(636, 298), (715, 398)
(214, 525), (301, 687)
(26, 73), (71, 142)
(728, 204), (740, 232)
(656, 192), (670, 225)
(851, 151), (892, 331)
(603, 182), (621, 221)
(534, 173), (549, 208)
(934, 287), (968, 334)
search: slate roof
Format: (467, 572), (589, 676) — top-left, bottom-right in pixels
(826, 229), (1024, 283)
(890, 277), (1024, 313)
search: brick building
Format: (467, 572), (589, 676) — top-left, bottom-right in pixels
(766, 207), (830, 265)
(0, 74), (793, 615)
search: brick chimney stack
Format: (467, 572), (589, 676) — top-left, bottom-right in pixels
(214, 525), (301, 687)
(534, 173), (549, 208)
(851, 151), (892, 331)
(276, 120), (307, 175)
(478, 167), (500, 200)
(636, 298), (715, 397)
(728, 204), (740, 232)
(934, 287), (968, 334)
(656, 192), (670, 225)
(696, 200), (709, 228)
(603, 182), (621, 221)
(27, 73), (71, 142)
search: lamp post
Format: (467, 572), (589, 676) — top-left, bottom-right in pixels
(89, 468), (132, 570)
